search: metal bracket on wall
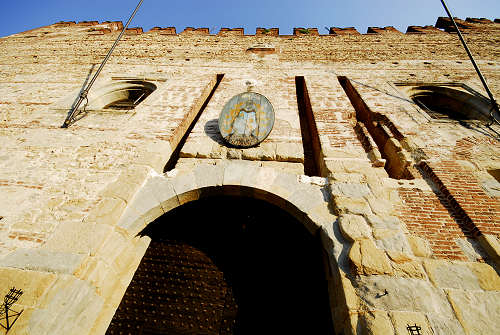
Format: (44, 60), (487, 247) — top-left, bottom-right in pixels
(61, 0), (144, 128)
(407, 324), (422, 335)
(0, 288), (24, 333)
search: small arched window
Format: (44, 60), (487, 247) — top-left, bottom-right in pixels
(91, 80), (157, 111)
(407, 85), (495, 122)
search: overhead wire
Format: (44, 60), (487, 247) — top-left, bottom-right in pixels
(61, 0), (145, 128)
(439, 0), (499, 127)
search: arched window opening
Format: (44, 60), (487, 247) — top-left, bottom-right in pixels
(95, 80), (157, 111)
(107, 196), (335, 335)
(407, 85), (496, 122)
(488, 169), (500, 183)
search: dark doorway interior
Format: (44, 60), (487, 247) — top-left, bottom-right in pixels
(106, 196), (334, 335)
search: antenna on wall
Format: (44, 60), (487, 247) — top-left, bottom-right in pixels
(61, 0), (145, 128)
(439, 0), (499, 126)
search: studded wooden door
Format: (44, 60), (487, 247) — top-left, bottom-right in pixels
(106, 239), (237, 334)
(106, 196), (334, 335)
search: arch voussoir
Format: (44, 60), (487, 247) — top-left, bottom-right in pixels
(115, 162), (333, 239)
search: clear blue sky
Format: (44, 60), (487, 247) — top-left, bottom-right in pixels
(0, 0), (499, 37)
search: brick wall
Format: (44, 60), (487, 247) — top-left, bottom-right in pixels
(397, 188), (469, 260)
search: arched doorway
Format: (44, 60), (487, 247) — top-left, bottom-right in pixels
(106, 195), (334, 334)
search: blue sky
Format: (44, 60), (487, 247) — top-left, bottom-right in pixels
(0, 0), (499, 37)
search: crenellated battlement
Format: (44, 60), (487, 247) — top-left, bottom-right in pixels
(328, 27), (360, 35)
(406, 25), (444, 34)
(366, 26), (402, 34)
(42, 16), (500, 38)
(293, 28), (319, 36)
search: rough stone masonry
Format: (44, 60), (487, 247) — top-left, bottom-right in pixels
(0, 16), (499, 334)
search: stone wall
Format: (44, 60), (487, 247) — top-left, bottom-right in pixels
(0, 17), (499, 334)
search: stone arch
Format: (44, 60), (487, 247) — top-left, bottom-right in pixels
(102, 162), (340, 333)
(88, 80), (157, 110)
(76, 162), (353, 334)
(408, 85), (495, 121)
(53, 79), (158, 113)
(116, 162), (333, 238)
(12, 163), (353, 335)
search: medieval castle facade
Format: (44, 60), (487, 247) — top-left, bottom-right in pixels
(0, 16), (499, 334)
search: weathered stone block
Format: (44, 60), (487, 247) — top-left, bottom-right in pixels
(84, 197), (126, 226)
(356, 276), (455, 316)
(269, 171), (298, 200)
(0, 267), (57, 307)
(447, 289), (500, 335)
(193, 163), (224, 188)
(407, 235), (432, 257)
(307, 202), (336, 229)
(349, 239), (393, 275)
(180, 140), (198, 158)
(391, 260), (427, 279)
(195, 140), (213, 159)
(339, 214), (372, 241)
(374, 230), (412, 254)
(478, 234), (500, 264)
(115, 204), (145, 236)
(226, 148), (242, 159)
(423, 260), (481, 290)
(241, 146), (262, 160)
(254, 166), (278, 192)
(334, 196), (372, 216)
(210, 143), (227, 159)
(169, 168), (196, 192)
(95, 230), (129, 267)
(259, 142), (276, 161)
(389, 311), (432, 335)
(365, 196), (393, 216)
(148, 175), (179, 212)
(135, 150), (170, 173)
(101, 166), (151, 203)
(28, 276), (104, 335)
(169, 170), (200, 205)
(359, 310), (394, 335)
(330, 182), (371, 198)
(74, 256), (112, 294)
(88, 303), (117, 335)
(426, 314), (466, 335)
(286, 183), (326, 214)
(365, 214), (402, 230)
(275, 142), (303, 162)
(43, 222), (113, 255)
(467, 262), (500, 291)
(330, 172), (366, 183)
(455, 237), (488, 261)
(0, 249), (85, 274)
(222, 161), (247, 185)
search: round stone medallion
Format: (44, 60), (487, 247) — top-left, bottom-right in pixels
(218, 92), (275, 147)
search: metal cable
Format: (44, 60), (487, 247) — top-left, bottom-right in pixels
(61, 0), (144, 128)
(439, 0), (500, 126)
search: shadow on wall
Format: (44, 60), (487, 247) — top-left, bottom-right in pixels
(204, 118), (226, 145)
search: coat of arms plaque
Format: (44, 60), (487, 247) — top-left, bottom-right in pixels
(218, 92), (275, 147)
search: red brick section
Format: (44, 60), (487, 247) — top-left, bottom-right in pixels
(421, 161), (500, 237)
(453, 136), (499, 161)
(320, 111), (363, 149)
(397, 188), (468, 260)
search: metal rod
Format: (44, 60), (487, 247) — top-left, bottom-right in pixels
(439, 0), (499, 121)
(5, 303), (9, 330)
(61, 0), (144, 128)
